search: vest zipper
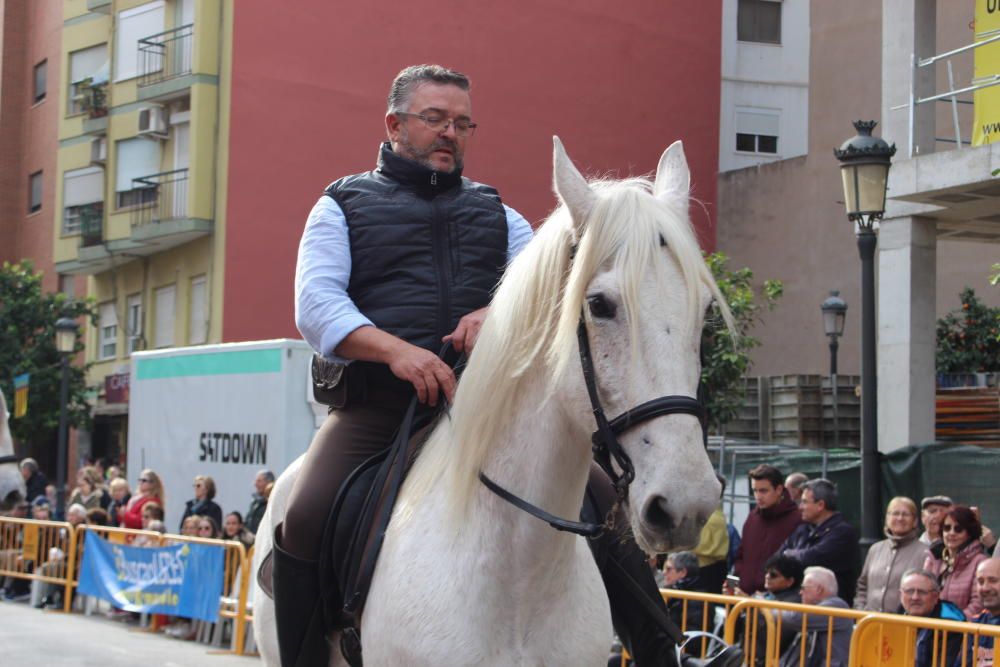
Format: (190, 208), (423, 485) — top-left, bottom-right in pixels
(431, 173), (438, 186)
(430, 198), (451, 342)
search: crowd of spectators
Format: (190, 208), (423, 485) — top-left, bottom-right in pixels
(653, 465), (1000, 667)
(1, 459), (276, 611)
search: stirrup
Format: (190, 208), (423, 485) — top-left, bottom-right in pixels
(678, 632), (744, 667)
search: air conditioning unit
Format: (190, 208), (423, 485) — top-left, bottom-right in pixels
(138, 107), (168, 139)
(90, 136), (107, 165)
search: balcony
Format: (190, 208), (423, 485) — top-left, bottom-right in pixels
(136, 24), (194, 102)
(73, 80), (109, 134)
(86, 0), (111, 13)
(128, 169), (213, 250)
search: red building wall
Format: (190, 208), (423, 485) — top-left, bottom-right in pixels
(223, 0), (722, 342)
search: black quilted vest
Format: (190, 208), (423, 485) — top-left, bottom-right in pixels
(325, 143), (508, 365)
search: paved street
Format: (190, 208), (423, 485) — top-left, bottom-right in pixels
(0, 599), (261, 666)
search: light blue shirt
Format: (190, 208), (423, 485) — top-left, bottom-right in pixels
(295, 195), (534, 360)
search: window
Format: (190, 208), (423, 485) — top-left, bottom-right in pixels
(28, 171), (43, 213)
(58, 275), (76, 297)
(63, 167), (105, 235)
(735, 108), (780, 155)
(68, 44), (108, 115)
(154, 284), (176, 348)
(188, 276), (207, 345)
(115, 1), (165, 82)
(127, 294), (143, 354)
(115, 138), (160, 208)
(99, 302), (118, 360)
(737, 0), (781, 44)
(33, 60), (47, 104)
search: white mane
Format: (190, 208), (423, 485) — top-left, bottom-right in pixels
(399, 176), (729, 520)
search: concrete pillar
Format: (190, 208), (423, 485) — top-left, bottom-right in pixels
(877, 216), (937, 452)
(882, 0), (936, 157)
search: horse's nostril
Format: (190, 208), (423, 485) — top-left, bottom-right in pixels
(643, 496), (675, 533)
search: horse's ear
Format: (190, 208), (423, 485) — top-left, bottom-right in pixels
(653, 140), (690, 204)
(552, 136), (595, 237)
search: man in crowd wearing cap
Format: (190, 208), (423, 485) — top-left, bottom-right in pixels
(920, 496), (953, 546)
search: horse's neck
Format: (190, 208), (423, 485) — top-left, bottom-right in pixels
(471, 372), (593, 565)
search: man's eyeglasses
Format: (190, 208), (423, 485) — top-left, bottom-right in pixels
(396, 111), (477, 137)
(942, 524), (966, 533)
(901, 588), (935, 597)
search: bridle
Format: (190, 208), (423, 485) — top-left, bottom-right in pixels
(479, 307), (708, 538)
(0, 455), (18, 466)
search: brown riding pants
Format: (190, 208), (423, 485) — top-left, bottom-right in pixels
(283, 390), (412, 561)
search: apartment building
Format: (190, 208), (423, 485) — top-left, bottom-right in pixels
(54, 0), (229, 463)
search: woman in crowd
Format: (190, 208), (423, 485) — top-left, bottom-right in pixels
(196, 516), (221, 539)
(120, 469), (163, 529)
(222, 511), (255, 550)
(178, 475), (222, 533)
(855, 496), (927, 613)
(181, 515), (201, 536)
(924, 504), (989, 618)
(67, 466), (110, 511)
(107, 478), (130, 526)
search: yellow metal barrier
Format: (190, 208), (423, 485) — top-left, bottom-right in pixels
(622, 590), (1000, 667)
(848, 612), (1000, 667)
(0, 516), (77, 613)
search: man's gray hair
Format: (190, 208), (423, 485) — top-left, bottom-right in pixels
(803, 478), (838, 511)
(257, 470), (275, 483)
(803, 566), (838, 595)
(67, 503), (88, 519)
(667, 551), (700, 577)
(19, 458), (38, 474)
(387, 64), (471, 114)
(901, 568), (941, 591)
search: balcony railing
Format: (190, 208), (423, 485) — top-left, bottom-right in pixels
(79, 202), (105, 247)
(129, 169), (189, 229)
(137, 24), (194, 89)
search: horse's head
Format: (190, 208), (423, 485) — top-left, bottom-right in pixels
(551, 137), (728, 554)
(0, 389), (26, 511)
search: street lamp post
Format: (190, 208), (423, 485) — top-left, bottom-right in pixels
(54, 317), (79, 520)
(821, 291), (847, 449)
(834, 120), (895, 550)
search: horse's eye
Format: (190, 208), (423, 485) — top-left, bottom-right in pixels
(587, 294), (616, 319)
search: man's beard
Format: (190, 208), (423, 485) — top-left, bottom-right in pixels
(397, 128), (463, 173)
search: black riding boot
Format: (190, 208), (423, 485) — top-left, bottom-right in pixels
(272, 524), (331, 667)
(584, 466), (742, 667)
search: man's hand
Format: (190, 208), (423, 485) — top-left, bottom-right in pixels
(387, 342), (456, 406)
(334, 327), (456, 406)
(443, 307), (488, 353)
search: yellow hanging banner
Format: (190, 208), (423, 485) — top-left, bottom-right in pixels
(973, 1), (1000, 145)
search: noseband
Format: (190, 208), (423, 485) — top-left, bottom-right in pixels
(0, 455), (18, 466)
(479, 309), (707, 537)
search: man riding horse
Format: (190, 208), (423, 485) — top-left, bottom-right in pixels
(276, 64), (712, 667)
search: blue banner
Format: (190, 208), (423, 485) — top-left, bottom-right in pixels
(77, 531), (224, 622)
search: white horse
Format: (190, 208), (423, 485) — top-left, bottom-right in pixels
(254, 137), (732, 666)
(0, 389), (27, 509)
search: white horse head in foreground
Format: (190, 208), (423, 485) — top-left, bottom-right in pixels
(0, 389), (27, 510)
(254, 137), (731, 665)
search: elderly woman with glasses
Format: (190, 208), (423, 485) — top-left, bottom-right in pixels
(854, 496), (928, 613)
(120, 469), (164, 529)
(178, 475), (222, 533)
(923, 504), (989, 618)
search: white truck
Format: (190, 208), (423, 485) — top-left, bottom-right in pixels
(127, 339), (324, 530)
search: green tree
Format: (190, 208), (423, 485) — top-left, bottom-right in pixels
(935, 287), (1000, 373)
(0, 261), (97, 449)
(701, 252), (783, 431)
